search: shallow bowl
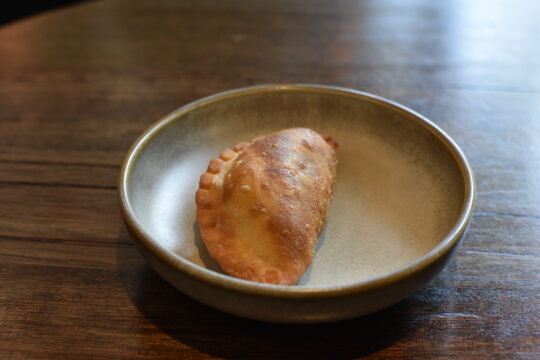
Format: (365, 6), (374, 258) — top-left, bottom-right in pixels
(118, 84), (475, 323)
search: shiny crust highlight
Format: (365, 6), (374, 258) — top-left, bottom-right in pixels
(195, 128), (337, 285)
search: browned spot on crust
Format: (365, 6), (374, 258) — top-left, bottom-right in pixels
(220, 148), (236, 161)
(249, 203), (268, 215)
(233, 141), (249, 152)
(195, 189), (213, 208)
(197, 209), (216, 226)
(263, 268), (281, 283)
(199, 173), (215, 189)
(208, 158), (224, 174)
(321, 134), (338, 149)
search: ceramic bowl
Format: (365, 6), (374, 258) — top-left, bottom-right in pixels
(118, 84), (475, 323)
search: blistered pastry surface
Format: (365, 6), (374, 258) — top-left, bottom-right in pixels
(195, 128), (337, 285)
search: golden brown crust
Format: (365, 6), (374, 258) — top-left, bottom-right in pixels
(195, 128), (338, 285)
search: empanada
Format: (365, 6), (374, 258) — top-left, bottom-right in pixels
(196, 128), (337, 285)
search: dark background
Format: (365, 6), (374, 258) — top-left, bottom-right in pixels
(1, 0), (87, 25)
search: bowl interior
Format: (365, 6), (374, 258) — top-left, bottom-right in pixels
(125, 88), (466, 287)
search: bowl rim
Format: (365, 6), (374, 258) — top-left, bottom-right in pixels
(118, 84), (476, 299)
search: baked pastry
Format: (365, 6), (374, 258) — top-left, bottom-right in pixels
(196, 128), (337, 285)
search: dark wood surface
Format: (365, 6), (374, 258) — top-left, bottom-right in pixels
(1, 0), (539, 358)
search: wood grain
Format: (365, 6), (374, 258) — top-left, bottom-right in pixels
(0, 0), (539, 358)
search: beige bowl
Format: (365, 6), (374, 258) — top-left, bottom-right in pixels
(118, 84), (475, 323)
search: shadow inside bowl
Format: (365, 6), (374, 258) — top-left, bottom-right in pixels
(192, 221), (222, 272)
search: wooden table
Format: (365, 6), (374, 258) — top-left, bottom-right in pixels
(1, 0), (538, 358)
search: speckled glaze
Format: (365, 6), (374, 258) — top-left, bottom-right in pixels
(118, 84), (475, 323)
